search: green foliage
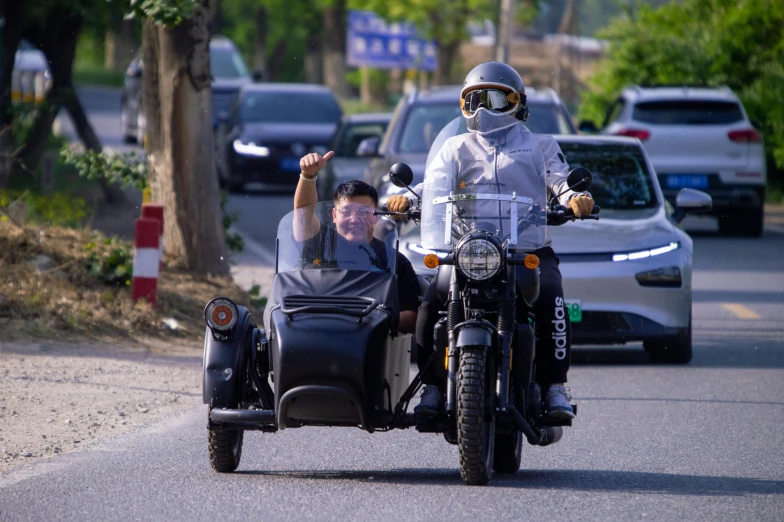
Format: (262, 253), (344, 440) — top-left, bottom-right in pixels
(0, 191), (91, 228)
(221, 191), (244, 254)
(60, 147), (148, 190)
(579, 0), (784, 172)
(248, 284), (268, 311)
(83, 237), (134, 287)
(73, 66), (127, 88)
(128, 0), (199, 27)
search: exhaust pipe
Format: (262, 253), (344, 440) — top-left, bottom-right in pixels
(538, 426), (563, 446)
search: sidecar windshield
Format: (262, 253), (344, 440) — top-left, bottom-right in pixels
(421, 117), (548, 252)
(276, 201), (398, 274)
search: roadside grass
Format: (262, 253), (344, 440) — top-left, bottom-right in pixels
(339, 97), (394, 116)
(73, 66), (125, 88)
(766, 182), (784, 204)
(0, 221), (258, 343)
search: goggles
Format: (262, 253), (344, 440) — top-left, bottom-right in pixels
(461, 88), (521, 114)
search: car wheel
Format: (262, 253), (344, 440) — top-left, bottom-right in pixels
(644, 319), (692, 364)
(718, 209), (764, 238)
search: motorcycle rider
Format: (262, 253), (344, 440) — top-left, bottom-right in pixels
(294, 152), (420, 333)
(388, 62), (595, 419)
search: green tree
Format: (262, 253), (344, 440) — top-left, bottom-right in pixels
(579, 0), (784, 178)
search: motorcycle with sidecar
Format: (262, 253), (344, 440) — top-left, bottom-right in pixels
(202, 161), (598, 485)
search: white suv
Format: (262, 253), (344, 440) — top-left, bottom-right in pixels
(581, 86), (766, 237)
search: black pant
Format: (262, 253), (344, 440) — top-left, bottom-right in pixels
(415, 247), (571, 387)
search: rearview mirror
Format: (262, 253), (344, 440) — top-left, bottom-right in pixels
(672, 188), (712, 223)
(356, 136), (381, 158)
(389, 163), (414, 188)
(578, 120), (599, 134)
(566, 167), (592, 192)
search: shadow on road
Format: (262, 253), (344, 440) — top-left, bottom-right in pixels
(238, 468), (784, 496)
(572, 344), (784, 369)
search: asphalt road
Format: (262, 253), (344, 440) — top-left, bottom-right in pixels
(6, 87), (781, 521)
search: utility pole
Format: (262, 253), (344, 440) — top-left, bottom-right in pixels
(495, 0), (515, 63)
(553, 0), (574, 96)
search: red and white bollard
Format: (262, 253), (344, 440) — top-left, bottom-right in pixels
(141, 204), (164, 268)
(132, 218), (161, 306)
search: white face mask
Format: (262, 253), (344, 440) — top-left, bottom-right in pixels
(465, 106), (519, 134)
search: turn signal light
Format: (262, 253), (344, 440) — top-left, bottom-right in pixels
(424, 253), (440, 269)
(613, 128), (650, 141)
(524, 254), (540, 270)
(204, 297), (239, 332)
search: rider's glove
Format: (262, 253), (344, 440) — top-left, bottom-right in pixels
(568, 194), (595, 218)
(387, 195), (412, 218)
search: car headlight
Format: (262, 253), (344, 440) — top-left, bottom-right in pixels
(455, 237), (502, 281)
(406, 243), (448, 259)
(233, 139), (270, 157)
(204, 297), (238, 332)
(612, 242), (679, 262)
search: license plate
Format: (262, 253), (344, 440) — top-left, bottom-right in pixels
(565, 300), (582, 323)
(279, 157), (301, 172)
(666, 174), (709, 189)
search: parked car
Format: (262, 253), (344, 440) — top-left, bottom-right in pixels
(11, 39), (51, 104)
(316, 112), (392, 201)
(580, 85), (766, 237)
(401, 135), (712, 363)
(217, 83), (343, 192)
(121, 36), (257, 144)
(364, 85), (578, 195)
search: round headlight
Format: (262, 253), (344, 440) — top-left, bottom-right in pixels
(204, 297), (238, 331)
(456, 238), (502, 281)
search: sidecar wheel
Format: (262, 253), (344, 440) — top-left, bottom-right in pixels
(493, 431), (522, 473)
(457, 346), (495, 485)
(208, 426), (244, 473)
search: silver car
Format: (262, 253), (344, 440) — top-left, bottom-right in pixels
(400, 135), (712, 363)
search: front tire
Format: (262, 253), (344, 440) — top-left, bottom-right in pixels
(457, 347), (495, 485)
(718, 208), (764, 238)
(208, 412), (244, 472)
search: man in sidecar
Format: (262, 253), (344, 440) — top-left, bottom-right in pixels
(293, 154), (420, 333)
(387, 61), (595, 419)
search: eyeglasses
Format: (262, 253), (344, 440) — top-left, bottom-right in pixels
(462, 88), (521, 114)
(336, 207), (375, 219)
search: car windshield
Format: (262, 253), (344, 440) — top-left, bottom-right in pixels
(632, 100), (743, 125)
(277, 202), (398, 273)
(335, 121), (389, 157)
(239, 91), (342, 124)
(558, 142), (658, 210)
(398, 103), (463, 153)
(210, 47), (249, 79)
(527, 102), (574, 134)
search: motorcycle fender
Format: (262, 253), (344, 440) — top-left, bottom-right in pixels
(516, 266), (540, 308)
(456, 325), (493, 349)
(435, 265), (453, 302)
(202, 307), (253, 407)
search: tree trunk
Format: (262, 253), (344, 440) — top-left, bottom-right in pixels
(253, 5), (268, 75)
(209, 0), (222, 37)
(105, 19), (140, 71)
(434, 41), (460, 86)
(18, 9), (83, 179)
(0, 2), (27, 188)
(142, 2), (228, 276)
(323, 1), (350, 98)
(304, 31), (323, 84)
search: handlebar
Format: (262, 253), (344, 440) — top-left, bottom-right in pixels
(547, 204), (600, 226)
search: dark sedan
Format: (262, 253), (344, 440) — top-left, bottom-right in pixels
(316, 112), (392, 201)
(218, 83), (343, 192)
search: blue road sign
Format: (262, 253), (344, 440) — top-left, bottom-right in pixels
(346, 10), (437, 71)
